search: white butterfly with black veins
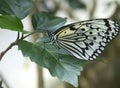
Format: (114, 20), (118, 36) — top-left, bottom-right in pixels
(48, 19), (119, 60)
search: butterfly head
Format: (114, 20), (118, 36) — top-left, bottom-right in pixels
(47, 32), (56, 44)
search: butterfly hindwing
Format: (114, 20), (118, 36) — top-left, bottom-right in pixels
(51, 19), (119, 60)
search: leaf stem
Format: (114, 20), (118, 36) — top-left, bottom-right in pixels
(22, 31), (36, 39)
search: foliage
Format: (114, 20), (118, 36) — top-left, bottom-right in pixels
(18, 40), (85, 87)
(0, 0), (88, 87)
(66, 0), (86, 9)
(32, 12), (67, 32)
(0, 15), (27, 33)
(0, 0), (120, 87)
(0, 0), (34, 19)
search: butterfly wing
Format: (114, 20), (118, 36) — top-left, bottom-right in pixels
(55, 19), (119, 60)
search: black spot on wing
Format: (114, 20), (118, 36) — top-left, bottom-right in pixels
(90, 42), (94, 46)
(69, 26), (76, 30)
(81, 28), (85, 31)
(105, 20), (112, 31)
(93, 37), (97, 40)
(89, 31), (93, 34)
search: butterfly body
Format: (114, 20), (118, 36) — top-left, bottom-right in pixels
(48, 19), (119, 60)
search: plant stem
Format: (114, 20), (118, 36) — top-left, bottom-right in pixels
(0, 41), (18, 61)
(0, 32), (20, 61)
(22, 32), (36, 39)
(0, 32), (36, 61)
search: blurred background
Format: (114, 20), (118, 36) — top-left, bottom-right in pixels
(0, 0), (120, 88)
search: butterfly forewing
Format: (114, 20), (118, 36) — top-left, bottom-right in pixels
(52, 19), (119, 60)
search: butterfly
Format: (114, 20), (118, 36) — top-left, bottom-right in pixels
(47, 19), (119, 60)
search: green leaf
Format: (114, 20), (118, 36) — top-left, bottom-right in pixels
(0, 0), (34, 19)
(0, 15), (27, 33)
(32, 12), (67, 33)
(66, 0), (86, 9)
(18, 40), (87, 87)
